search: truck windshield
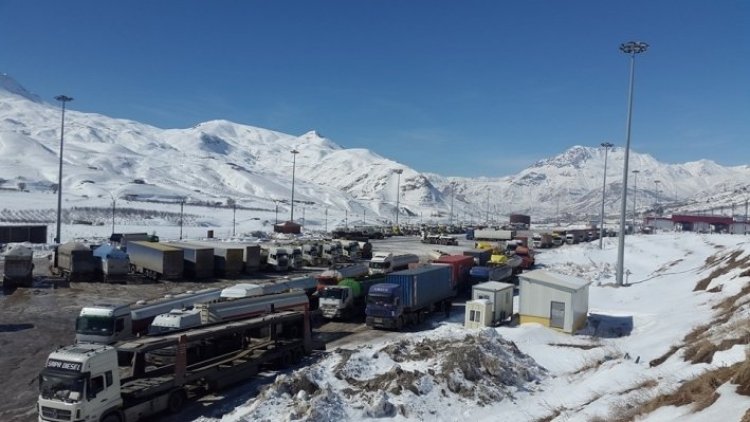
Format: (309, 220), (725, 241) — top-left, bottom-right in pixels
(75, 316), (114, 336)
(369, 262), (389, 270)
(320, 289), (344, 299)
(39, 370), (85, 403)
(367, 294), (394, 306)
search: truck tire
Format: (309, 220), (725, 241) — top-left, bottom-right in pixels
(167, 389), (186, 414)
(101, 412), (121, 422)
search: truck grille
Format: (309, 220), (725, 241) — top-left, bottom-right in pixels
(41, 406), (72, 421)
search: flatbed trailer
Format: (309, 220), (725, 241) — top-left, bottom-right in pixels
(39, 311), (314, 422)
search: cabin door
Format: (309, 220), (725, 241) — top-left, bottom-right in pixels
(549, 301), (565, 329)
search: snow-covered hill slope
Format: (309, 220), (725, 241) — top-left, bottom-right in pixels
(2, 72), (749, 226)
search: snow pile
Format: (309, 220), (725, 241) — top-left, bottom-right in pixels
(231, 328), (546, 421)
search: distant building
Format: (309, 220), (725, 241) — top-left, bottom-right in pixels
(518, 269), (591, 334)
(671, 214), (733, 233)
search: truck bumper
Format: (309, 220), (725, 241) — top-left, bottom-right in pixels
(366, 316), (396, 329)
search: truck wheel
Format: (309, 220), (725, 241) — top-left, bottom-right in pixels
(167, 389), (186, 414)
(101, 413), (121, 422)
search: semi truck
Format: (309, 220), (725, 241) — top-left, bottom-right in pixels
(184, 241), (244, 277)
(319, 276), (384, 320)
(463, 248), (492, 266)
(127, 241), (184, 280)
(167, 242), (214, 279)
(368, 252), (419, 275)
(150, 290), (309, 333)
(532, 233), (553, 249)
(259, 245), (290, 272)
(432, 254), (474, 291)
(365, 265), (454, 330)
(92, 245), (130, 283)
(515, 246), (535, 270)
(38, 311), (312, 422)
(195, 241), (261, 273)
(74, 288), (223, 344)
(473, 229), (515, 241)
(56, 242), (97, 282)
(2, 244), (34, 287)
(469, 265), (514, 285)
(315, 262), (370, 291)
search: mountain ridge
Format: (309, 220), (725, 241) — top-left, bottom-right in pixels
(1, 74), (748, 224)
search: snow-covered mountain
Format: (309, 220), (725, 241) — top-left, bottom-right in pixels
(1, 73), (748, 226)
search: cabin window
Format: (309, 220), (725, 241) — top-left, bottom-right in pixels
(105, 371), (113, 387)
(469, 310), (477, 322)
(88, 376), (104, 399)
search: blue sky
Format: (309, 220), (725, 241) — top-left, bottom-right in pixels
(1, 1), (748, 177)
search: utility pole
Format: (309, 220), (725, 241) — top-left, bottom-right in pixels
(345, 209), (348, 229)
(394, 169), (403, 228)
(325, 207), (328, 233)
(632, 170), (640, 231)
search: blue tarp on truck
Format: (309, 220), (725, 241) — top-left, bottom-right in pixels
(385, 265), (454, 311)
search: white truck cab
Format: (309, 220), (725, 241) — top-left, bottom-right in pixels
(38, 344), (122, 422)
(75, 303), (132, 344)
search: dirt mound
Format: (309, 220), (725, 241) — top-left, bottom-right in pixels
(238, 328), (547, 421)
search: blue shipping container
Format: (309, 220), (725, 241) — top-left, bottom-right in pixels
(385, 265), (454, 310)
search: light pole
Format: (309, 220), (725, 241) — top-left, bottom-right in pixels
(232, 202), (237, 237)
(615, 40), (648, 287)
(108, 192), (116, 235)
(325, 207), (328, 233)
(450, 182), (456, 226)
(654, 179), (661, 213)
(599, 142), (614, 249)
(394, 169), (403, 227)
(54, 95), (73, 244)
(273, 200), (279, 224)
(179, 198), (185, 240)
(632, 170), (640, 230)
(290, 149), (299, 222)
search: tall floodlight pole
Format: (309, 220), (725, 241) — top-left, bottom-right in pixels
(109, 192), (117, 235)
(54, 95), (73, 243)
(615, 41), (648, 286)
(290, 149), (299, 222)
(632, 170), (640, 229)
(273, 200), (279, 224)
(599, 142), (614, 249)
(325, 207), (328, 233)
(232, 202), (237, 237)
(654, 179), (661, 213)
(450, 182), (456, 226)
(394, 169), (403, 227)
(179, 199), (185, 240)
(345, 209), (348, 228)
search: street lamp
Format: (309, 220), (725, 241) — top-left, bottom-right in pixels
(54, 95), (73, 243)
(599, 142), (614, 249)
(654, 179), (661, 212)
(632, 170), (640, 230)
(108, 192), (117, 235)
(616, 40), (648, 286)
(394, 169), (403, 227)
(290, 149), (299, 222)
(449, 182), (456, 226)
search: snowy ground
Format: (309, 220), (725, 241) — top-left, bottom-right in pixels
(193, 233), (749, 422)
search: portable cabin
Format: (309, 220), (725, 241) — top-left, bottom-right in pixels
(518, 269), (590, 333)
(466, 281), (514, 327)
